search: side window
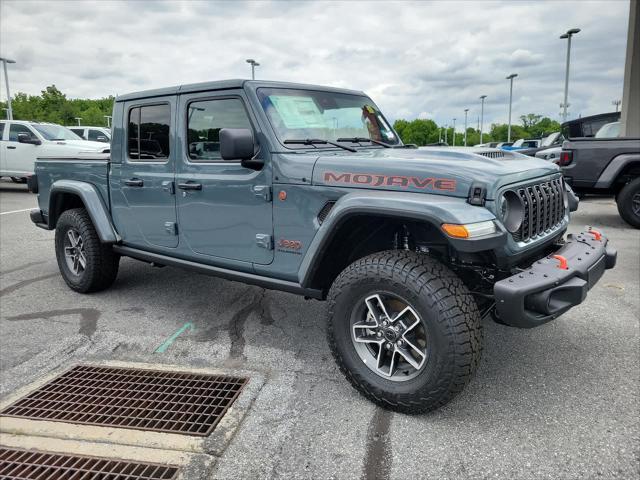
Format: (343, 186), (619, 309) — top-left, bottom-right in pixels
(88, 129), (107, 142)
(187, 98), (252, 162)
(70, 128), (86, 139)
(0, 123), (5, 139)
(8, 124), (38, 142)
(128, 104), (171, 161)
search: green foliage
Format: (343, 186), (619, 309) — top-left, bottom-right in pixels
(0, 85), (114, 127)
(393, 119), (440, 146)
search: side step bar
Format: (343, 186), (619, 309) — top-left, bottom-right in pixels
(112, 245), (324, 300)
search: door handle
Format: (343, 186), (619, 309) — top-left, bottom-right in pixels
(177, 182), (202, 191)
(7, 146), (16, 150)
(124, 178), (144, 187)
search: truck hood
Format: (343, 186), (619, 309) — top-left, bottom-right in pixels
(311, 147), (560, 200)
(50, 139), (108, 151)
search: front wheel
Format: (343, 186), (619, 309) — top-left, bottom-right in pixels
(55, 208), (120, 293)
(327, 251), (483, 414)
(11, 177), (27, 184)
(616, 177), (640, 228)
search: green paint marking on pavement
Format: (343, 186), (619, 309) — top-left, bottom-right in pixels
(154, 322), (195, 353)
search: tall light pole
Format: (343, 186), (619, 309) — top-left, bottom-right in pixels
(103, 115), (112, 128)
(452, 118), (456, 146)
(0, 57), (16, 120)
(463, 109), (469, 146)
(612, 99), (621, 112)
(479, 95), (487, 144)
(560, 28), (580, 122)
(444, 124), (448, 145)
(74, 117), (82, 126)
(506, 73), (518, 143)
(246, 59), (260, 80)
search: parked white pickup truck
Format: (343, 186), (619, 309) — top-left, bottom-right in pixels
(0, 120), (110, 182)
(69, 126), (111, 143)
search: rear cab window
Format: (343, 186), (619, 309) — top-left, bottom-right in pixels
(128, 104), (171, 161)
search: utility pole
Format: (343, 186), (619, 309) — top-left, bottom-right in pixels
(246, 59), (260, 80)
(463, 109), (469, 146)
(479, 95), (487, 144)
(0, 57), (16, 120)
(452, 118), (456, 147)
(612, 99), (622, 112)
(444, 125), (448, 145)
(506, 74), (518, 143)
(560, 28), (580, 122)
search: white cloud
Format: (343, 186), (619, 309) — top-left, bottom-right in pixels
(0, 0), (630, 127)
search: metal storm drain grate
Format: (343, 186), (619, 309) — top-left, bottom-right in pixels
(0, 365), (248, 436)
(0, 447), (179, 480)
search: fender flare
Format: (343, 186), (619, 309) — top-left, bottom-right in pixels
(594, 153), (640, 188)
(297, 190), (504, 287)
(49, 180), (120, 243)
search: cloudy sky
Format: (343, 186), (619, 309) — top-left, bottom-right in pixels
(0, 0), (631, 127)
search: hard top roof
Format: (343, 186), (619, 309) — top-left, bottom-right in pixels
(115, 79), (366, 102)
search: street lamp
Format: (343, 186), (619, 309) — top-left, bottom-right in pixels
(612, 99), (621, 112)
(246, 59), (260, 80)
(559, 28), (580, 122)
(444, 124), (448, 145)
(463, 109), (469, 146)
(479, 95), (487, 144)
(506, 73), (518, 143)
(74, 117), (82, 126)
(452, 118), (456, 147)
(0, 57), (16, 120)
(103, 115), (112, 128)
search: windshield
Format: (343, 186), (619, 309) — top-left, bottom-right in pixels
(32, 124), (83, 141)
(512, 139), (524, 147)
(257, 88), (400, 148)
(541, 132), (561, 147)
(595, 122), (621, 138)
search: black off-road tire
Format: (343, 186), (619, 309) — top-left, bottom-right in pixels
(55, 208), (120, 293)
(327, 250), (483, 414)
(616, 177), (640, 228)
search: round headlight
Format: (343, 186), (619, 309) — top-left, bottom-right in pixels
(501, 190), (525, 233)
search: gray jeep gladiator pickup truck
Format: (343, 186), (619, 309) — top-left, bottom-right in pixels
(28, 80), (616, 413)
(560, 137), (640, 227)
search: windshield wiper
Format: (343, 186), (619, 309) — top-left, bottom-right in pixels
(337, 137), (392, 148)
(284, 138), (357, 153)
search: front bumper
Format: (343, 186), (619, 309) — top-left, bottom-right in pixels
(494, 229), (616, 328)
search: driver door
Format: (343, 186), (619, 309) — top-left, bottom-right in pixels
(6, 123), (40, 176)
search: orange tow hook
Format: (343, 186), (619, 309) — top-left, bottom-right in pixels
(587, 228), (602, 241)
(552, 255), (569, 270)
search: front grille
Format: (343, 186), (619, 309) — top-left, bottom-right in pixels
(0, 447), (179, 480)
(0, 365), (248, 436)
(477, 150), (505, 159)
(511, 176), (566, 242)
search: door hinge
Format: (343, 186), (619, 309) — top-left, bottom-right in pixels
(255, 234), (273, 250)
(165, 222), (178, 235)
(252, 185), (272, 202)
(162, 180), (175, 194)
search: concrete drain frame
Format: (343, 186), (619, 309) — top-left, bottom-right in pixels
(0, 361), (265, 458)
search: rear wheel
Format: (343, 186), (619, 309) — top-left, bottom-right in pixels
(10, 177), (27, 184)
(616, 177), (640, 228)
(327, 250), (483, 413)
(55, 208), (120, 292)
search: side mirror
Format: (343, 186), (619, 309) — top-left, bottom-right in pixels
(220, 128), (263, 170)
(18, 133), (42, 145)
(97, 136), (108, 142)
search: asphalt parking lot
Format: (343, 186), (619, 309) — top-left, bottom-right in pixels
(0, 178), (638, 479)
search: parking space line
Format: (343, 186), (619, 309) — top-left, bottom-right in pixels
(0, 208), (32, 216)
(154, 322), (195, 353)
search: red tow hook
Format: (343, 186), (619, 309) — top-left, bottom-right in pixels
(587, 228), (602, 241)
(552, 255), (569, 270)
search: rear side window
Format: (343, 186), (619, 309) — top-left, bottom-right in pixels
(187, 98), (252, 162)
(0, 123), (5, 139)
(70, 128), (86, 139)
(128, 104), (171, 160)
(9, 124), (38, 142)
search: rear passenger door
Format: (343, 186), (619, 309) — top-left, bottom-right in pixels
(176, 90), (273, 265)
(111, 99), (178, 249)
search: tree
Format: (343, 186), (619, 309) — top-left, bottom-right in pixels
(520, 113), (542, 129)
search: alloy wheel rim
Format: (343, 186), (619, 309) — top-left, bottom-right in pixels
(351, 293), (428, 382)
(64, 229), (87, 276)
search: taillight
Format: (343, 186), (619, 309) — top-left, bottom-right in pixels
(559, 150), (573, 166)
